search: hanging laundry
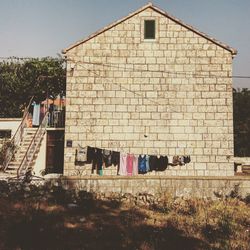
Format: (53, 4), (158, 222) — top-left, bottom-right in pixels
(111, 151), (120, 167)
(149, 155), (168, 171)
(98, 166), (103, 176)
(138, 155), (147, 174)
(87, 146), (95, 163)
(172, 155), (191, 166)
(102, 149), (112, 167)
(172, 155), (179, 166)
(76, 144), (173, 176)
(179, 156), (185, 166)
(126, 154), (135, 176)
(149, 156), (156, 171)
(133, 155), (138, 175)
(118, 153), (127, 175)
(91, 148), (103, 174)
(145, 155), (150, 172)
(32, 103), (40, 126)
(158, 156), (168, 171)
(184, 155), (191, 164)
(40, 103), (46, 122)
(76, 145), (87, 163)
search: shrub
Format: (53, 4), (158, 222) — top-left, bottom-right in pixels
(244, 194), (250, 204)
(0, 140), (16, 168)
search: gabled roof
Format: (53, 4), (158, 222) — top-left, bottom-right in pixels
(63, 2), (237, 55)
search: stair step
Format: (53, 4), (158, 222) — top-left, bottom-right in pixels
(7, 168), (19, 172)
(0, 172), (16, 179)
(19, 148), (40, 153)
(5, 170), (18, 175)
(7, 167), (19, 170)
(21, 141), (41, 146)
(8, 163), (19, 166)
(4, 127), (45, 174)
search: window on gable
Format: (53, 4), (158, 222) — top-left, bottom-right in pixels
(144, 20), (155, 39)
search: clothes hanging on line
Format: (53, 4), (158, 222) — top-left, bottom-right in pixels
(32, 103), (40, 126)
(75, 145), (191, 176)
(91, 148), (103, 174)
(126, 154), (135, 176)
(103, 149), (112, 167)
(145, 155), (150, 172)
(133, 156), (138, 175)
(184, 155), (191, 164)
(119, 153), (127, 176)
(111, 151), (120, 167)
(76, 145), (87, 163)
(172, 155), (191, 166)
(138, 155), (147, 174)
(149, 155), (168, 171)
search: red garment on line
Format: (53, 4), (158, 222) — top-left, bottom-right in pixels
(126, 154), (135, 176)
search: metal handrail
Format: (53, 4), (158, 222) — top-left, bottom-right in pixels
(3, 96), (34, 171)
(47, 109), (65, 128)
(17, 112), (49, 177)
(12, 96), (34, 140)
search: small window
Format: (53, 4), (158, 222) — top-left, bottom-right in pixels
(144, 20), (155, 39)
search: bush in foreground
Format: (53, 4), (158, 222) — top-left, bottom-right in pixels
(0, 180), (249, 250)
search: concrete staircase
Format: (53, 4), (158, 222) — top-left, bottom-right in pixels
(3, 128), (39, 177)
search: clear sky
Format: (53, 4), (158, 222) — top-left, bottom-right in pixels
(0, 0), (249, 88)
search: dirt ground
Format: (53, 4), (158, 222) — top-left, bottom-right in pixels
(0, 182), (249, 250)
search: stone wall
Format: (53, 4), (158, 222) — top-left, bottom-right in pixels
(60, 176), (250, 199)
(64, 7), (234, 176)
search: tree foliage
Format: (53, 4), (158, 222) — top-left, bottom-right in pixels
(233, 88), (250, 156)
(0, 57), (66, 117)
(0, 57), (249, 156)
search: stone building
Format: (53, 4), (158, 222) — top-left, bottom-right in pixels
(62, 3), (237, 177)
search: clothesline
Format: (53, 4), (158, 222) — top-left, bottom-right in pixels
(76, 145), (191, 176)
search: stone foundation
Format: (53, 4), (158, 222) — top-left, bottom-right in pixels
(58, 176), (250, 199)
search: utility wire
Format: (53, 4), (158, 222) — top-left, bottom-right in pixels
(67, 58), (250, 80)
(0, 56), (250, 79)
(77, 62), (189, 113)
(79, 63), (163, 107)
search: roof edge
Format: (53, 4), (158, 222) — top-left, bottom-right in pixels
(63, 3), (237, 55)
(62, 3), (153, 54)
(150, 4), (237, 55)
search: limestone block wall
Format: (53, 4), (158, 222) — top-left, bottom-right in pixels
(61, 176), (250, 199)
(64, 7), (234, 176)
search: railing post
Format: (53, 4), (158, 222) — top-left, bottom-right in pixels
(17, 112), (49, 178)
(3, 96), (34, 172)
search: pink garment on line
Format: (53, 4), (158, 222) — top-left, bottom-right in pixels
(119, 153), (127, 176)
(126, 154), (134, 176)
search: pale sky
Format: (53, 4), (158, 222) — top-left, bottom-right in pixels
(0, 0), (249, 88)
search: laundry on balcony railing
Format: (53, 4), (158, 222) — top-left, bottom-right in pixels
(28, 97), (65, 128)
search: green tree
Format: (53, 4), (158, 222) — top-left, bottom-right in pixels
(0, 57), (66, 117)
(233, 88), (250, 156)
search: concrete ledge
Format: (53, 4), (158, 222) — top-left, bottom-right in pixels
(47, 175), (250, 199)
(0, 118), (22, 121)
(62, 175), (250, 181)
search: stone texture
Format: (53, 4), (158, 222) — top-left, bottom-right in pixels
(64, 7), (234, 177)
(60, 176), (250, 199)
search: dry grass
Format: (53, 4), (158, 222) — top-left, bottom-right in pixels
(0, 181), (249, 250)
